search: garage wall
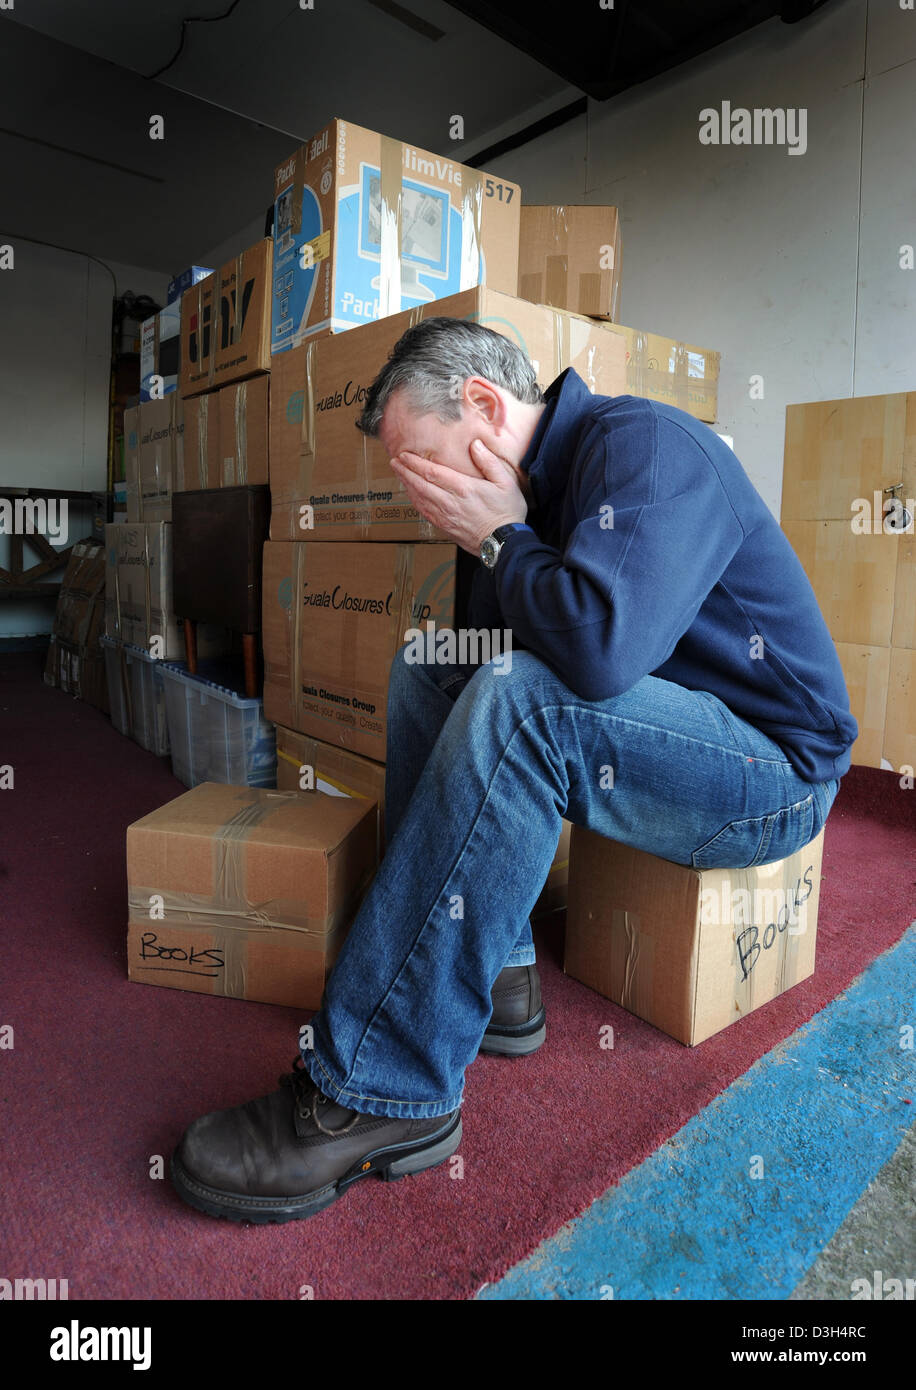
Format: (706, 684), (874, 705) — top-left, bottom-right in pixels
(483, 0), (916, 518)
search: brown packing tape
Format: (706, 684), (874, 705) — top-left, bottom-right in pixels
(627, 330), (650, 400)
(518, 272), (543, 305)
(119, 642), (134, 737)
(577, 272), (602, 318)
(392, 541), (416, 659)
(296, 339), (318, 530)
(143, 528), (152, 650)
(197, 396), (210, 488)
(235, 380), (248, 485)
(545, 254), (568, 308)
(292, 543), (304, 721)
(378, 135), (404, 320)
(614, 908), (647, 1015)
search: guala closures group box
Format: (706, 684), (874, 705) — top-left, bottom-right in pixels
(263, 541), (456, 762)
(268, 286), (628, 541)
(270, 118), (521, 351)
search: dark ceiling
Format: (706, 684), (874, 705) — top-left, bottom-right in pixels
(445, 0), (835, 103)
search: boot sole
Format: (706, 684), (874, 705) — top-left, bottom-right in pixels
(478, 1010), (546, 1057)
(170, 1111), (462, 1224)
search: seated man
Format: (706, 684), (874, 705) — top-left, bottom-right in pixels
(170, 318), (856, 1224)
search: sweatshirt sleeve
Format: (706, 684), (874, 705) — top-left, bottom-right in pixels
(491, 409), (747, 701)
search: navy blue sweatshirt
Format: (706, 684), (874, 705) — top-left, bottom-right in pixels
(468, 367), (858, 784)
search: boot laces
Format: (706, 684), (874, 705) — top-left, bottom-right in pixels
(280, 1057), (361, 1136)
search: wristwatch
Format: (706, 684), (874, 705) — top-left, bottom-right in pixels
(479, 523), (529, 570)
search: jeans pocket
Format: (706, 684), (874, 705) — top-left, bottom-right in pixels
(690, 793), (816, 870)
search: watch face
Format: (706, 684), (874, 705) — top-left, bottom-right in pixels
(480, 537), (499, 569)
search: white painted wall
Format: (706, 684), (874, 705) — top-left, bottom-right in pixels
(0, 236), (168, 635)
(481, 0), (916, 519)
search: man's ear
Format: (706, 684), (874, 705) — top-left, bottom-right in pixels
(464, 377), (503, 428)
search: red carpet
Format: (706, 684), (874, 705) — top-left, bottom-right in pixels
(2, 648), (913, 1300)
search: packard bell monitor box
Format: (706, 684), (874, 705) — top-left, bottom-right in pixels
(270, 118), (520, 351)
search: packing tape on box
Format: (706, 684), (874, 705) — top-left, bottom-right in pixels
(378, 136), (404, 320)
(458, 168), (484, 293)
(276, 745), (373, 801)
(232, 380), (248, 486)
(613, 908), (648, 1016)
(194, 396), (212, 489)
(295, 339), (318, 516)
(291, 541), (305, 718)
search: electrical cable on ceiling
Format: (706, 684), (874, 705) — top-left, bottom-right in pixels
(3, 231), (119, 295)
(146, 0), (245, 81)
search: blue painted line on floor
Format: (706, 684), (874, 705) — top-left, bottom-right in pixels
(479, 922), (916, 1300)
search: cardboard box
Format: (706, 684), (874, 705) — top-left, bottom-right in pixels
(269, 286), (628, 540)
(126, 782), (377, 1008)
(214, 239), (273, 389)
(178, 392), (221, 491)
(273, 725), (571, 915)
(140, 302), (182, 402)
(276, 726), (386, 864)
(218, 376), (270, 487)
(263, 541), (456, 761)
(603, 324), (719, 423)
(124, 407), (140, 490)
(178, 272), (217, 398)
(104, 522), (180, 657)
(168, 265), (213, 305)
(44, 541), (109, 712)
(127, 396), (184, 522)
(180, 240), (273, 397)
(564, 828), (825, 1046)
(518, 205), (622, 322)
(271, 118), (521, 352)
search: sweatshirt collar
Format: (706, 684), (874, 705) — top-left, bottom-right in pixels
(520, 368), (593, 512)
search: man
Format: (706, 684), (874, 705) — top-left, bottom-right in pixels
(170, 318), (856, 1224)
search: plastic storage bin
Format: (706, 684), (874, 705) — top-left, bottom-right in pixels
(160, 663), (276, 788)
(100, 635), (171, 755)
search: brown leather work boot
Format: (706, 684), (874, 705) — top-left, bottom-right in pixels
(170, 1057), (462, 1224)
(479, 963), (546, 1057)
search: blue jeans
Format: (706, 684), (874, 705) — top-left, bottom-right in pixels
(301, 647), (840, 1119)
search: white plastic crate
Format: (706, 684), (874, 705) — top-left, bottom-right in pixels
(100, 635), (171, 755)
(160, 663), (276, 788)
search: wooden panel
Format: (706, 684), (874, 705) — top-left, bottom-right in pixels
(833, 642), (891, 770)
(783, 520), (897, 648)
(781, 394), (909, 523)
(884, 648), (916, 775)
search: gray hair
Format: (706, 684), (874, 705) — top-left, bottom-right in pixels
(355, 316), (543, 436)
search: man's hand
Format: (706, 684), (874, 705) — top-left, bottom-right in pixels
(389, 438), (528, 556)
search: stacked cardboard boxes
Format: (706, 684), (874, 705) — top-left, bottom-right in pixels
(122, 113), (731, 1020)
(516, 204), (720, 423)
(44, 541), (109, 712)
